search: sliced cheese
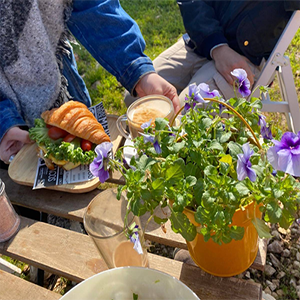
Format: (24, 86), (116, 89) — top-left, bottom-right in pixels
(39, 145), (67, 166)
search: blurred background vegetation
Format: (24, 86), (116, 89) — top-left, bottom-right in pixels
(72, 0), (300, 130)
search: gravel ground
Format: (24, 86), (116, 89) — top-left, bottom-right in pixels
(244, 217), (300, 300)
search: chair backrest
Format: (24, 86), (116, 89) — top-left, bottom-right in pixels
(252, 10), (300, 133)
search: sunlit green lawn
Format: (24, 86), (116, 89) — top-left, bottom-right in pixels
(73, 0), (300, 130)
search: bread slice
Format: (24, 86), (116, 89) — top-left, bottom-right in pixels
(41, 101), (110, 144)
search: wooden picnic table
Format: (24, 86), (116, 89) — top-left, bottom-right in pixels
(0, 168), (266, 300)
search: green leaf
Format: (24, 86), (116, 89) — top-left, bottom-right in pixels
(140, 188), (152, 201)
(155, 118), (169, 130)
(266, 202), (282, 223)
(208, 140), (224, 151)
(204, 165), (218, 176)
(200, 117), (212, 129)
(133, 293), (139, 300)
(279, 209), (294, 229)
(220, 161), (230, 175)
(219, 132), (232, 143)
(273, 188), (285, 199)
(170, 141), (185, 153)
(236, 182), (250, 196)
(136, 155), (156, 171)
(153, 215), (168, 224)
(252, 218), (272, 239)
(227, 142), (242, 158)
(194, 179), (204, 204)
(170, 211), (197, 241)
(199, 226), (211, 242)
(186, 175), (197, 187)
(230, 226), (245, 240)
(152, 178), (165, 191)
(131, 198), (147, 216)
(250, 99), (263, 109)
(166, 158), (185, 183)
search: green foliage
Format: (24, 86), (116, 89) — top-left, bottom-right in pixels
(109, 95), (300, 245)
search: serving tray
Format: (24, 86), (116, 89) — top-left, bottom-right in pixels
(8, 115), (123, 193)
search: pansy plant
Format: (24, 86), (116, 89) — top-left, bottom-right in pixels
(90, 69), (300, 245)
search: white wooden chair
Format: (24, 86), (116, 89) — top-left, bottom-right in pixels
(252, 11), (300, 133)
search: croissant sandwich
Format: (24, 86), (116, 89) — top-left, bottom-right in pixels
(29, 101), (110, 170)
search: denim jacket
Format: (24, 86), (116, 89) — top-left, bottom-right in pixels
(0, 0), (154, 142)
(178, 0), (300, 65)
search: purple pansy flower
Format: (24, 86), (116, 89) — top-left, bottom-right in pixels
(185, 83), (209, 111)
(153, 140), (162, 154)
(261, 125), (273, 140)
(258, 114), (272, 140)
(198, 83), (220, 98)
(89, 142), (113, 183)
(140, 133), (162, 154)
(184, 100), (196, 111)
(267, 131), (300, 176)
(231, 68), (251, 97)
(141, 119), (151, 130)
(188, 83), (203, 102)
(140, 132), (155, 144)
(237, 143), (257, 182)
(257, 115), (273, 140)
(129, 225), (143, 255)
(258, 114), (267, 128)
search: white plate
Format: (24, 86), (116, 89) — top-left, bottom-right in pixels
(60, 266), (200, 300)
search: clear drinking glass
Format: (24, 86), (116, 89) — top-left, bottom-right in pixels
(0, 178), (20, 243)
(83, 189), (149, 269)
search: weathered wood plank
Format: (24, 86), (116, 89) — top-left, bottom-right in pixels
(0, 171), (267, 270)
(0, 217), (262, 300)
(0, 270), (61, 300)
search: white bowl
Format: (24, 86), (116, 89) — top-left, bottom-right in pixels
(60, 267), (200, 300)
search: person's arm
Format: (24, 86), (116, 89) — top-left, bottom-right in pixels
(67, 0), (154, 95)
(177, 0), (254, 86)
(67, 0), (180, 111)
(177, 0), (227, 60)
(0, 99), (31, 163)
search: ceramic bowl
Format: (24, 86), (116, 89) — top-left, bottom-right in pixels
(60, 266), (200, 300)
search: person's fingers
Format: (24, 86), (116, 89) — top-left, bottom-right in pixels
(223, 73), (234, 86)
(9, 127), (31, 144)
(19, 131), (32, 144)
(169, 94), (181, 114)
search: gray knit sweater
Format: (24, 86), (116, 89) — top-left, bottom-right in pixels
(0, 0), (72, 127)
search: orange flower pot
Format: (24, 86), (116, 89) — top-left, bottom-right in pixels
(184, 201), (262, 277)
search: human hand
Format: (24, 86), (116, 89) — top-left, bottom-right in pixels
(0, 127), (32, 164)
(212, 45), (254, 87)
(135, 73), (180, 113)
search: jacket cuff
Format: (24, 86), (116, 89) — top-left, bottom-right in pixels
(119, 56), (155, 94)
(0, 99), (27, 143)
(196, 32), (228, 60)
(284, 1), (300, 11)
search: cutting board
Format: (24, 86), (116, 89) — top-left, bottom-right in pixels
(8, 115), (123, 193)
